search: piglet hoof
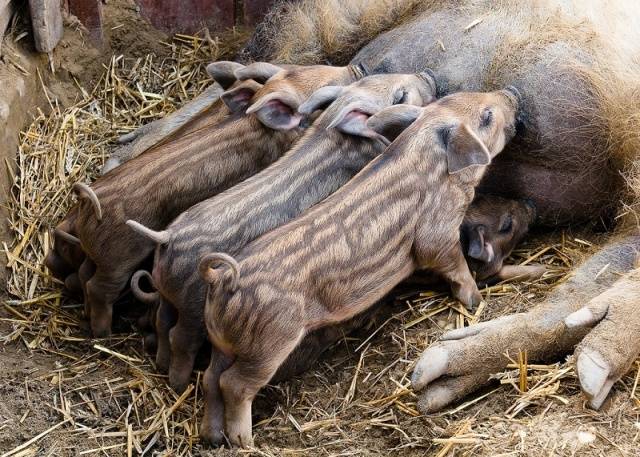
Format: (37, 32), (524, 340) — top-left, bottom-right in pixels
(200, 426), (227, 447)
(64, 273), (83, 297)
(143, 333), (157, 354)
(454, 284), (482, 309)
(169, 371), (191, 394)
(90, 314), (113, 339)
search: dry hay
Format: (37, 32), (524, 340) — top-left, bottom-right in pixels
(2, 37), (640, 457)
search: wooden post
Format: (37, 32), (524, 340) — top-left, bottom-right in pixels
(29, 0), (64, 52)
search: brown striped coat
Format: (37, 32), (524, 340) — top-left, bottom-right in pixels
(59, 63), (364, 338)
(198, 88), (520, 447)
(127, 72), (437, 393)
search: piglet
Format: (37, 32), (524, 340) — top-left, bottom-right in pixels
(49, 62), (366, 338)
(198, 87), (521, 447)
(127, 72), (437, 393)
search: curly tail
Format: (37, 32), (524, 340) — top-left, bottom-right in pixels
(198, 253), (241, 292)
(73, 183), (102, 221)
(241, 0), (429, 65)
(130, 270), (160, 306)
(126, 220), (170, 245)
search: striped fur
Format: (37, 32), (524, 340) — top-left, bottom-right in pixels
(65, 64), (363, 338)
(199, 89), (520, 447)
(138, 73), (436, 393)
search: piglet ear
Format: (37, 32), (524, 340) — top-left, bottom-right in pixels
(206, 61), (245, 89)
(234, 62), (283, 83)
(366, 104), (422, 143)
(466, 226), (492, 262)
(326, 101), (388, 144)
(246, 91), (303, 131)
(220, 80), (264, 114)
(298, 86), (344, 115)
(444, 123), (491, 174)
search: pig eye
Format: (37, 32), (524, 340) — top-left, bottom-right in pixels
(499, 215), (513, 233)
(480, 109), (493, 128)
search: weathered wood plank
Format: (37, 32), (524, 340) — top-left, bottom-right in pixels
(134, 0), (234, 34)
(29, 0), (64, 52)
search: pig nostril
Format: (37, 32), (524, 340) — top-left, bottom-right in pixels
(418, 69), (438, 96)
(522, 198), (537, 218)
(503, 85), (523, 109)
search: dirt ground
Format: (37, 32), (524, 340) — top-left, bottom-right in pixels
(1, 3), (639, 456)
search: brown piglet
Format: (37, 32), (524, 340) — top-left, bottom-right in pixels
(198, 87), (521, 446)
(51, 62), (367, 338)
(127, 72), (437, 393)
(44, 61), (248, 296)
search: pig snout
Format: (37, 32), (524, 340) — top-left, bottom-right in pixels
(466, 226), (495, 263)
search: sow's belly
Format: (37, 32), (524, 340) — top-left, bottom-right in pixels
(479, 156), (621, 227)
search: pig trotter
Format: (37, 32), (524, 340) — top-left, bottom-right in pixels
(412, 313), (543, 413)
(565, 271), (640, 409)
(168, 318), (206, 393)
(413, 237), (640, 413)
(200, 349), (233, 446)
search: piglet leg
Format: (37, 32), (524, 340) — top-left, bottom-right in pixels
(78, 258), (96, 315)
(219, 332), (304, 448)
(201, 348), (234, 446)
(85, 268), (130, 337)
(168, 313), (207, 393)
(154, 298), (178, 373)
(437, 243), (482, 308)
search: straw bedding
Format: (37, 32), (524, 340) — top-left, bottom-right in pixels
(1, 31), (639, 457)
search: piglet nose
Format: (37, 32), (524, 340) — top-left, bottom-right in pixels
(503, 85), (522, 110)
(417, 69), (438, 97)
(522, 198), (537, 217)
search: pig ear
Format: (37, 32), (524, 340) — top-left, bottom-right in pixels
(234, 62), (283, 83)
(206, 61), (245, 89)
(220, 80), (264, 114)
(326, 101), (388, 143)
(443, 123), (491, 174)
(366, 104), (423, 143)
(298, 86), (344, 115)
(246, 91), (303, 131)
(466, 226), (494, 262)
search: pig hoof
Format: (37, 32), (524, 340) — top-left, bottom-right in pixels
(64, 273), (83, 296)
(200, 427), (227, 447)
(168, 372), (190, 394)
(155, 350), (170, 373)
(569, 286), (640, 410)
(90, 320), (112, 339)
(412, 313), (532, 413)
(455, 286), (482, 309)
(143, 334), (157, 354)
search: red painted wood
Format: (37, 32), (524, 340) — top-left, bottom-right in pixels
(134, 0), (234, 34)
(67, 0), (103, 44)
(243, 0), (275, 26)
